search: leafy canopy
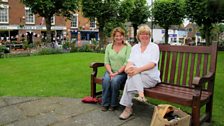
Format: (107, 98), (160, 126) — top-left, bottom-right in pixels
(82, 0), (133, 46)
(129, 0), (150, 26)
(128, 0), (150, 43)
(185, 0), (224, 44)
(22, 0), (79, 17)
(152, 0), (185, 29)
(22, 0), (79, 43)
(152, 0), (185, 43)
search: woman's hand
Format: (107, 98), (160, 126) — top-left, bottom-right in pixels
(126, 66), (140, 77)
(110, 72), (119, 80)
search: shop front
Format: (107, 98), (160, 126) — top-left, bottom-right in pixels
(71, 30), (98, 42)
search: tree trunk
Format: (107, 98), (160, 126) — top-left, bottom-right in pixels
(45, 16), (52, 45)
(98, 26), (104, 49)
(133, 24), (138, 43)
(165, 27), (169, 44)
(204, 23), (212, 45)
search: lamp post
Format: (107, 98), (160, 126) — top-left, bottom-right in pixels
(150, 0), (154, 42)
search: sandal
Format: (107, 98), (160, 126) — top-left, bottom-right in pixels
(119, 108), (133, 120)
(133, 96), (147, 103)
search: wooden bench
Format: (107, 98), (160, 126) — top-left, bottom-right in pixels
(90, 43), (218, 126)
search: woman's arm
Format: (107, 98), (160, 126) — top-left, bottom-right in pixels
(126, 62), (156, 77)
(105, 64), (113, 74)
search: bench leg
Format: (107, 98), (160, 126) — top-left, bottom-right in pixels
(205, 99), (213, 122)
(91, 76), (96, 98)
(192, 106), (200, 126)
(91, 83), (96, 98)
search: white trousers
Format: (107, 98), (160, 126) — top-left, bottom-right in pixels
(119, 72), (158, 107)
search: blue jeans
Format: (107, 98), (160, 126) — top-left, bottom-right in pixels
(102, 71), (127, 107)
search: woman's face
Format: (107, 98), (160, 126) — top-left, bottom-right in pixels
(114, 32), (124, 44)
(139, 32), (150, 43)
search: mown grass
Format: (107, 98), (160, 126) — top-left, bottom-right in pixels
(0, 51), (223, 125)
(0, 52), (104, 97)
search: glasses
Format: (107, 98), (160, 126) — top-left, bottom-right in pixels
(139, 34), (149, 36)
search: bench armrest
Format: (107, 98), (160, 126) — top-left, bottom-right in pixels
(90, 62), (104, 78)
(192, 72), (215, 87)
(90, 62), (104, 68)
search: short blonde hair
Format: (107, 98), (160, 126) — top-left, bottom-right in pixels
(136, 24), (151, 42)
(111, 27), (125, 44)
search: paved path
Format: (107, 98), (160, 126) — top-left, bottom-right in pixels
(0, 97), (210, 126)
(0, 97), (155, 126)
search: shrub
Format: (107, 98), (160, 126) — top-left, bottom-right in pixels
(63, 41), (70, 50)
(0, 45), (10, 53)
(70, 46), (79, 52)
(37, 48), (64, 55)
(78, 45), (92, 52)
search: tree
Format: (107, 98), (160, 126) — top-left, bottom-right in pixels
(105, 0), (134, 38)
(21, 0), (79, 44)
(211, 24), (224, 42)
(82, 0), (132, 48)
(185, 0), (224, 45)
(129, 0), (150, 43)
(152, 0), (185, 44)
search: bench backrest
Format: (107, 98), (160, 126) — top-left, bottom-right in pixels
(158, 43), (217, 89)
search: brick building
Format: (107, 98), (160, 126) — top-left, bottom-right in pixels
(0, 0), (98, 46)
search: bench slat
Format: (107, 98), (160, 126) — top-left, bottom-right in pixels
(170, 52), (177, 84)
(189, 53), (195, 87)
(164, 51), (170, 83)
(94, 77), (103, 84)
(182, 53), (189, 86)
(159, 51), (166, 81)
(144, 84), (212, 106)
(177, 52), (183, 85)
(196, 54), (202, 77)
(203, 54), (208, 76)
(159, 45), (212, 53)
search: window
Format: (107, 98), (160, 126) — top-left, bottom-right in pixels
(51, 16), (55, 25)
(0, 5), (9, 23)
(174, 38), (177, 42)
(1, 0), (8, 2)
(90, 18), (96, 28)
(71, 14), (78, 28)
(25, 7), (35, 24)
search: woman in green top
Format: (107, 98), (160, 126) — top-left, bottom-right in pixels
(102, 27), (131, 111)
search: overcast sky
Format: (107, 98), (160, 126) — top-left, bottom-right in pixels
(147, 0), (153, 6)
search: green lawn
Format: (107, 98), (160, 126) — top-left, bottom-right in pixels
(0, 52), (104, 97)
(0, 51), (223, 125)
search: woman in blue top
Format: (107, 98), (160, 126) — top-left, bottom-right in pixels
(102, 27), (131, 111)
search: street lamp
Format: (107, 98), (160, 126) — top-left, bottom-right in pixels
(150, 0), (154, 42)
